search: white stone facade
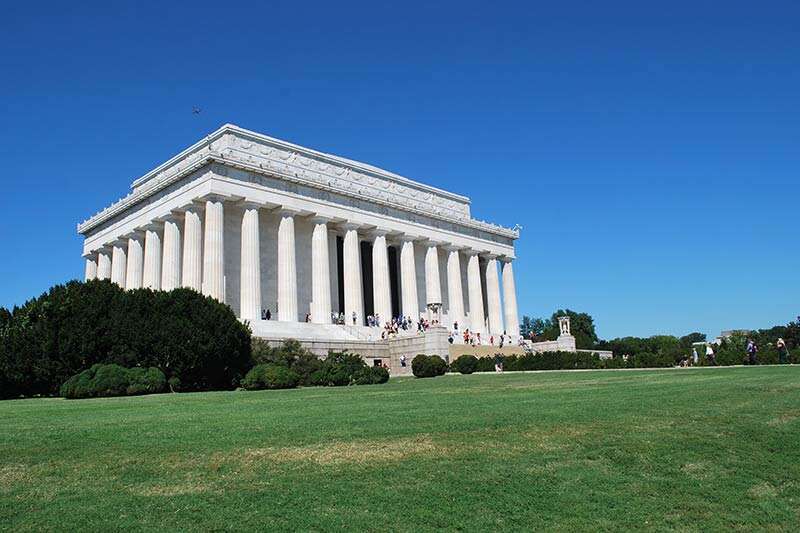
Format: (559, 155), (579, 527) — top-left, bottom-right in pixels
(78, 124), (521, 361)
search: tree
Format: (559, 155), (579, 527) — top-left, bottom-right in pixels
(0, 280), (252, 399)
(680, 332), (707, 346)
(519, 315), (547, 340)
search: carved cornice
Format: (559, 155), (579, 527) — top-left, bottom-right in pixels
(77, 124), (520, 240)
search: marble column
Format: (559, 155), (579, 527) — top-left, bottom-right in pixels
(399, 236), (419, 319)
(311, 217), (332, 324)
(342, 223), (364, 326)
(424, 242), (442, 305)
(277, 209), (297, 322)
(501, 258), (520, 337)
(239, 202), (261, 322)
(142, 225), (162, 290)
(97, 249), (112, 280)
(371, 230), (392, 326)
(466, 251), (485, 335)
(161, 215), (182, 291)
(110, 241), (127, 287)
(84, 254), (98, 281)
(181, 205), (203, 291)
(445, 246), (465, 329)
(485, 255), (504, 336)
(125, 233), (144, 290)
(202, 197), (224, 301)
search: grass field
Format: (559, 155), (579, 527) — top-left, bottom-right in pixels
(2, 367), (799, 531)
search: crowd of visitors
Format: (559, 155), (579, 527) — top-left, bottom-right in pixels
(676, 337), (791, 367)
(259, 306), (530, 347)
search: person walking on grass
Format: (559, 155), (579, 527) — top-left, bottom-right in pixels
(706, 343), (717, 366)
(777, 338), (789, 364)
(746, 338), (759, 365)
(494, 354), (503, 373)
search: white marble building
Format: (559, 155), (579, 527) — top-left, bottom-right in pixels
(78, 124), (520, 363)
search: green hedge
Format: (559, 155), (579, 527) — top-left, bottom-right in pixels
(467, 351), (616, 372)
(451, 354), (478, 374)
(412, 354), (447, 378)
(353, 366), (390, 385)
(242, 364), (300, 390)
(0, 280), (251, 399)
(60, 364), (166, 399)
(309, 350), (386, 387)
(251, 339), (322, 386)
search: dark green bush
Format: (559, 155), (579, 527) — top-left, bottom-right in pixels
(353, 366), (390, 385)
(242, 364), (300, 390)
(127, 367), (167, 395)
(475, 356), (496, 372)
(601, 355), (627, 369)
(412, 354), (447, 378)
(91, 364), (130, 397)
(307, 351), (379, 387)
(470, 351), (610, 372)
(451, 354), (478, 374)
(370, 366), (390, 384)
(626, 351), (673, 368)
(0, 279), (251, 399)
(251, 339), (322, 385)
(60, 364), (167, 399)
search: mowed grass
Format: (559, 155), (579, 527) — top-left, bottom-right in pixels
(2, 367), (800, 531)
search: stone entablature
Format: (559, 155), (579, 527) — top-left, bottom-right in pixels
(78, 124), (518, 241)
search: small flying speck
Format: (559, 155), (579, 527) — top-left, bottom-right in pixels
(192, 106), (201, 115)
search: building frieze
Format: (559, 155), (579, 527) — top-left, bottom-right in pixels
(77, 125), (520, 241)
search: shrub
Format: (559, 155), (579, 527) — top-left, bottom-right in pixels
(475, 356), (496, 372)
(470, 351), (607, 372)
(242, 364), (300, 390)
(412, 354), (447, 378)
(451, 354), (478, 374)
(601, 355), (627, 369)
(91, 364), (130, 397)
(0, 280), (251, 399)
(252, 339), (322, 385)
(60, 364), (167, 399)
(127, 367), (167, 395)
(353, 366), (390, 385)
(627, 351), (673, 368)
(308, 350), (373, 387)
(370, 366), (390, 384)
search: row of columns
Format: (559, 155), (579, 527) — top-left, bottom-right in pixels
(84, 198), (520, 336)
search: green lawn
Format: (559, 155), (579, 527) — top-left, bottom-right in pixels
(2, 367), (799, 531)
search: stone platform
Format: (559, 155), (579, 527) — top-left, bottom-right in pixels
(251, 321), (452, 376)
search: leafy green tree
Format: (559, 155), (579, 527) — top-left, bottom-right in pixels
(519, 316), (533, 338)
(0, 280), (251, 399)
(680, 332), (707, 346)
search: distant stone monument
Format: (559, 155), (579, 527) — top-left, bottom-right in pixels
(556, 316), (576, 352)
(558, 316), (571, 336)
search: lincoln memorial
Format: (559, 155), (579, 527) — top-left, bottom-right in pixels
(78, 124), (521, 366)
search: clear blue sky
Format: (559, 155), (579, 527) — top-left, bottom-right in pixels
(1, 1), (797, 340)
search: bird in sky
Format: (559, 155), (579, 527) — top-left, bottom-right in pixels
(192, 106), (201, 115)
